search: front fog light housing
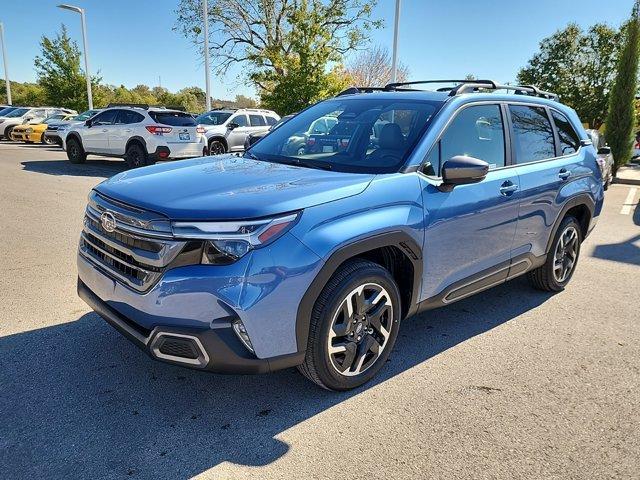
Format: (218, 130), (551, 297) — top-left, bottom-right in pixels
(172, 212), (300, 264)
(232, 318), (255, 353)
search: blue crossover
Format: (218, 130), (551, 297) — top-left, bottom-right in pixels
(77, 80), (603, 390)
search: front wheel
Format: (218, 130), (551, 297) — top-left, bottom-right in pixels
(66, 137), (87, 164)
(208, 139), (226, 156)
(528, 216), (582, 292)
(298, 259), (401, 390)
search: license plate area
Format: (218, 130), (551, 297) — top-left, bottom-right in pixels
(179, 133), (190, 141)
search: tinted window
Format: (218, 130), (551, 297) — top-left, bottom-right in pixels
(552, 110), (580, 155)
(6, 108), (29, 117)
(232, 114), (248, 127)
(75, 109), (101, 121)
(0, 107), (16, 116)
(148, 111), (196, 126)
(510, 105), (555, 163)
(426, 104), (505, 175)
(92, 110), (118, 126)
(116, 110), (145, 124)
(196, 112), (231, 125)
(251, 98), (441, 174)
(265, 116), (278, 126)
(249, 114), (266, 126)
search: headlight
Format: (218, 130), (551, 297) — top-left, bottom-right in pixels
(172, 212), (300, 264)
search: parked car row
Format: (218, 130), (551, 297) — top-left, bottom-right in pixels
(1, 103), (283, 169)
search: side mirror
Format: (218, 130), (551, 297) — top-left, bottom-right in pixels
(597, 146), (611, 155)
(85, 119), (92, 128)
(23, 117), (33, 124)
(439, 155), (489, 192)
(227, 122), (239, 130)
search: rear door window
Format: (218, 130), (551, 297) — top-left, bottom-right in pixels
(265, 116), (278, 126)
(148, 111), (196, 126)
(551, 110), (581, 156)
(249, 114), (266, 126)
(116, 110), (145, 124)
(509, 105), (555, 163)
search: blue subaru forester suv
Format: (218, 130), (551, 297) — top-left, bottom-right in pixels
(77, 80), (603, 390)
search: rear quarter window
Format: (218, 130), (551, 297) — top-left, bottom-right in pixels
(149, 111), (196, 126)
(551, 110), (581, 155)
(250, 114), (266, 126)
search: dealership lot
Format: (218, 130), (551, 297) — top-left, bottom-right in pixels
(0, 142), (638, 479)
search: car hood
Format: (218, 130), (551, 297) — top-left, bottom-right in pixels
(95, 155), (374, 220)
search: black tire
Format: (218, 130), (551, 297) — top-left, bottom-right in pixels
(4, 126), (14, 141)
(42, 133), (55, 145)
(66, 137), (87, 164)
(528, 216), (582, 292)
(298, 259), (402, 391)
(208, 139), (226, 156)
(125, 143), (148, 169)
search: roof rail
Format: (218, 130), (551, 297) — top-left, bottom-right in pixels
(449, 81), (559, 101)
(107, 103), (149, 109)
(384, 79), (498, 91)
(337, 86), (391, 96)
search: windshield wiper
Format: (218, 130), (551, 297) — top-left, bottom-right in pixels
(243, 150), (261, 161)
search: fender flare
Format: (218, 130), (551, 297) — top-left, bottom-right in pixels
(208, 135), (228, 151)
(65, 132), (83, 149)
(125, 136), (148, 154)
(294, 231), (423, 354)
(545, 193), (596, 252)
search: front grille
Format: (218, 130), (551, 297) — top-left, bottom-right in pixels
(159, 338), (200, 359)
(80, 193), (188, 292)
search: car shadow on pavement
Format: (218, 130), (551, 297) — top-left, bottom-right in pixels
(21, 160), (127, 178)
(0, 277), (553, 479)
(591, 203), (640, 266)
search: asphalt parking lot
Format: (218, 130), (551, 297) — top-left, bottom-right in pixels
(0, 142), (638, 479)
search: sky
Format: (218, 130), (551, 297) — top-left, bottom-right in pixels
(0, 0), (634, 100)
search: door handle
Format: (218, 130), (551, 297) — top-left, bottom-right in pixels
(124, 129), (132, 133)
(499, 181), (518, 196)
(101, 129), (108, 132)
(558, 169), (571, 181)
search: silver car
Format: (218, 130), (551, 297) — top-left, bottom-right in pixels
(586, 129), (613, 190)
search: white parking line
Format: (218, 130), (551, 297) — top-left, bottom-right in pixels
(620, 187), (638, 215)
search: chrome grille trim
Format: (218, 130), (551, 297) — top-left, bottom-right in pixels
(81, 191), (189, 292)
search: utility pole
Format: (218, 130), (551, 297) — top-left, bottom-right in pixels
(0, 23), (11, 105)
(58, 4), (93, 109)
(390, 0), (401, 84)
(203, 0), (212, 111)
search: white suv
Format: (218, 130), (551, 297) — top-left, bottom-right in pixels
(195, 108), (280, 154)
(63, 106), (207, 168)
(1, 107), (76, 140)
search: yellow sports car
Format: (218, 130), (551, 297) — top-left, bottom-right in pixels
(10, 113), (75, 144)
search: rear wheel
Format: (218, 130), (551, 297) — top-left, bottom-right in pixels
(298, 259), (401, 390)
(4, 126), (14, 141)
(125, 143), (148, 169)
(528, 216), (582, 292)
(208, 139), (226, 155)
(66, 137), (87, 164)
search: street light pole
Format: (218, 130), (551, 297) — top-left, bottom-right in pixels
(203, 0), (212, 111)
(0, 22), (11, 105)
(58, 4), (93, 109)
(390, 0), (401, 84)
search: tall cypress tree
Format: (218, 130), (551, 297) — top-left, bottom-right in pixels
(605, 1), (640, 175)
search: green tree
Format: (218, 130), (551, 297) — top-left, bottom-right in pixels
(517, 23), (621, 129)
(33, 25), (100, 112)
(175, 0), (381, 114)
(606, 3), (640, 174)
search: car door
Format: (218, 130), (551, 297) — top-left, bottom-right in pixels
(111, 110), (145, 155)
(419, 103), (521, 301)
(508, 104), (583, 259)
(83, 110), (118, 153)
(225, 114), (250, 151)
(249, 114), (269, 137)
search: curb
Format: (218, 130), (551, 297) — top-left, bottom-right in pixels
(613, 177), (640, 186)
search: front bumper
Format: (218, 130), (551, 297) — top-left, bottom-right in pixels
(78, 279), (304, 373)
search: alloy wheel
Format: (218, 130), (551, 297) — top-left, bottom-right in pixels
(327, 283), (393, 376)
(553, 226), (579, 283)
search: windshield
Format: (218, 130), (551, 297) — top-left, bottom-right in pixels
(6, 108), (29, 118)
(75, 109), (100, 121)
(196, 111), (232, 126)
(249, 98), (442, 173)
(44, 114), (67, 123)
